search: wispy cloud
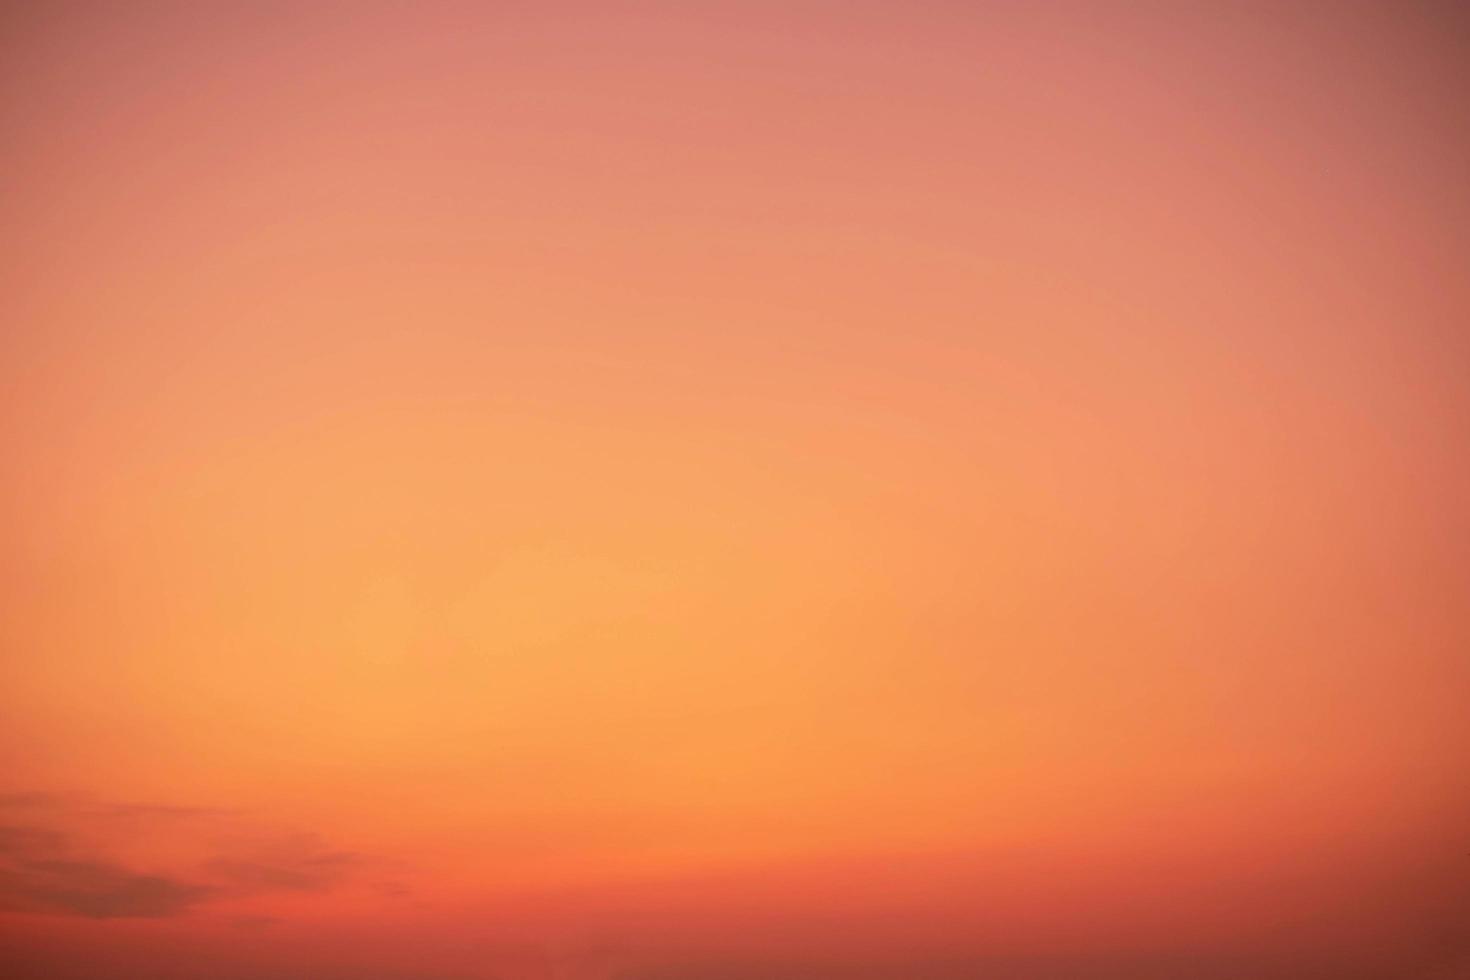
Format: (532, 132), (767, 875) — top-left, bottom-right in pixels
(206, 834), (364, 894)
(0, 855), (214, 919)
(0, 794), (384, 919)
(0, 821), (213, 918)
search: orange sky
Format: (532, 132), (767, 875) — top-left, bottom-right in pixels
(2, 3), (1468, 978)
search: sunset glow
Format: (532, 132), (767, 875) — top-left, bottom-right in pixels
(2, 3), (1468, 978)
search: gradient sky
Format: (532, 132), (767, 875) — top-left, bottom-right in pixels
(2, 3), (1469, 978)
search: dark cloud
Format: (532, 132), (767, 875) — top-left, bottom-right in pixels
(0, 838), (214, 919)
(0, 792), (235, 822)
(0, 792), (66, 810)
(0, 824), (67, 856)
(206, 835), (364, 893)
(0, 795), (381, 920)
(231, 914), (283, 931)
(375, 879), (412, 899)
(0, 795), (234, 918)
(84, 802), (238, 821)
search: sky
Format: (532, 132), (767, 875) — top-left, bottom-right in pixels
(2, 2), (1468, 978)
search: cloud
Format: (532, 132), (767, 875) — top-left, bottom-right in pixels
(375, 879), (413, 899)
(0, 792), (234, 822)
(0, 824), (213, 918)
(0, 824), (67, 857)
(0, 796), (384, 920)
(231, 914), (283, 931)
(0, 855), (214, 919)
(85, 802), (239, 821)
(0, 792), (70, 812)
(206, 835), (364, 894)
